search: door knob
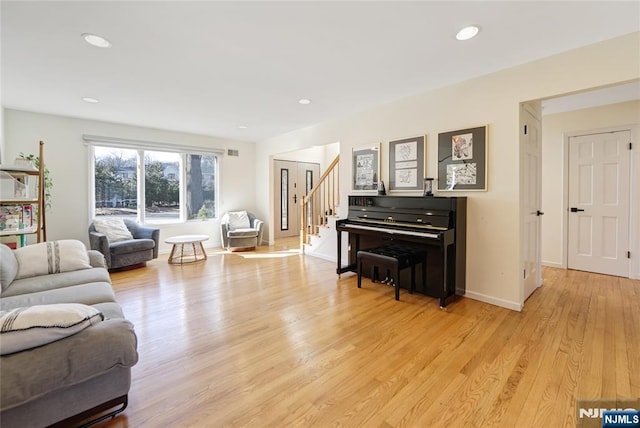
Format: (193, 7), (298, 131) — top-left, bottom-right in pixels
(570, 207), (585, 213)
(536, 210), (544, 216)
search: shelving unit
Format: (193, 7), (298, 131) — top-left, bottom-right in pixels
(0, 141), (46, 245)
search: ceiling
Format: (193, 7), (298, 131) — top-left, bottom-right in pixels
(2, 1), (639, 143)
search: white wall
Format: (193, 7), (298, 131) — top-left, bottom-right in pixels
(3, 109), (256, 252)
(273, 142), (340, 174)
(256, 32), (640, 311)
(541, 100), (640, 278)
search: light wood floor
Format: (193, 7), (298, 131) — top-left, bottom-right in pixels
(98, 240), (639, 427)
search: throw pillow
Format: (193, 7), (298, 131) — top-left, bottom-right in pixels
(0, 303), (104, 355)
(0, 244), (19, 293)
(14, 240), (92, 280)
(227, 211), (251, 231)
(93, 217), (134, 242)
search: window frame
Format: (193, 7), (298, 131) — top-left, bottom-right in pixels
(85, 135), (222, 225)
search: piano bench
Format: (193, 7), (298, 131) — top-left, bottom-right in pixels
(356, 245), (427, 301)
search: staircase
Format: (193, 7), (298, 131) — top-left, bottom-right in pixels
(300, 155), (340, 259)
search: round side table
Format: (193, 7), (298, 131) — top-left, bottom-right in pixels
(164, 234), (209, 264)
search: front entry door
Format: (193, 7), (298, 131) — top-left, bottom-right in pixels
(568, 130), (631, 277)
(273, 160), (320, 239)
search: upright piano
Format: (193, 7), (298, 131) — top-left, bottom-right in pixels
(336, 195), (466, 308)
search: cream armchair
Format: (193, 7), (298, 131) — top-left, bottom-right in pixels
(220, 211), (264, 251)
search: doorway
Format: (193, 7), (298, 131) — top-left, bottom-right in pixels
(567, 130), (631, 277)
(273, 160), (320, 239)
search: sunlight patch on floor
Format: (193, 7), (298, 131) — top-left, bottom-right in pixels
(205, 248), (301, 259)
(232, 249), (301, 259)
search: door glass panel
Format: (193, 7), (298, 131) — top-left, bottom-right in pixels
(306, 170), (313, 193)
(281, 169), (288, 230)
(305, 170), (313, 227)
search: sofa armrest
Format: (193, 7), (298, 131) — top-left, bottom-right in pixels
(142, 227), (160, 258)
(127, 224), (160, 258)
(89, 231), (111, 268)
(87, 250), (107, 269)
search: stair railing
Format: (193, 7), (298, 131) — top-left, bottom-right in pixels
(300, 155), (339, 249)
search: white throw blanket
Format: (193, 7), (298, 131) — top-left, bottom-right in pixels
(0, 303), (104, 355)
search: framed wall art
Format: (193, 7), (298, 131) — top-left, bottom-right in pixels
(352, 144), (380, 192)
(437, 125), (488, 191)
(388, 135), (425, 192)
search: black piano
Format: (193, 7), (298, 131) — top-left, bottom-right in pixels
(336, 195), (466, 308)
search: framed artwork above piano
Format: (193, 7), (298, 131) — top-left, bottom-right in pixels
(437, 125), (488, 191)
(388, 135), (426, 192)
(351, 145), (380, 192)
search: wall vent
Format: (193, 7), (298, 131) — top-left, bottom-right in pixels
(227, 149), (239, 157)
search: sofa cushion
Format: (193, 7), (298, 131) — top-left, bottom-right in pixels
(92, 217), (134, 243)
(14, 240), (92, 280)
(1, 268), (111, 298)
(110, 238), (156, 255)
(0, 244), (19, 293)
(1, 282), (116, 312)
(0, 318), (138, 410)
(227, 211), (251, 230)
(0, 304), (104, 355)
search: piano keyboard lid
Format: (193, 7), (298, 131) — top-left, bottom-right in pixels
(348, 208), (451, 230)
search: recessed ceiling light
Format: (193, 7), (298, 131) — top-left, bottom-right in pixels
(82, 33), (111, 48)
(238, 125), (248, 129)
(82, 97), (99, 103)
(456, 26), (480, 41)
(298, 98), (312, 105)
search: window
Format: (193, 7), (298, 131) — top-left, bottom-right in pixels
(144, 151), (181, 222)
(91, 143), (219, 223)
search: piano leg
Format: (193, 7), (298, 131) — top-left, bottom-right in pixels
(439, 244), (449, 309)
(336, 229), (342, 276)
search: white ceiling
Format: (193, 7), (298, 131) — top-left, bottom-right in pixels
(2, 1), (639, 143)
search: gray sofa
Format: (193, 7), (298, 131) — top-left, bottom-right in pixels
(0, 243), (138, 428)
(89, 218), (160, 270)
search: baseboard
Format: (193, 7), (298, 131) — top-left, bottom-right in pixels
(304, 251), (337, 263)
(464, 290), (523, 312)
(542, 261), (564, 269)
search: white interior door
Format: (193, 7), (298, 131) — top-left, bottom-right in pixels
(568, 131), (631, 277)
(521, 103), (543, 302)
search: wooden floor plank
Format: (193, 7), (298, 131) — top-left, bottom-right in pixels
(96, 241), (640, 427)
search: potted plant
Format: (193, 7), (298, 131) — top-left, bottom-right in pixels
(18, 152), (53, 209)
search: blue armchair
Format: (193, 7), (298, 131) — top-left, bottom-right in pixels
(89, 218), (160, 269)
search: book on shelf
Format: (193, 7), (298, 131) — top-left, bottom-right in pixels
(0, 204), (36, 232)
